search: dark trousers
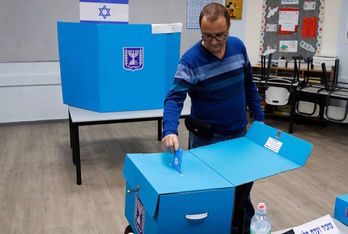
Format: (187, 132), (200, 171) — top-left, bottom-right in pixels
(189, 130), (255, 234)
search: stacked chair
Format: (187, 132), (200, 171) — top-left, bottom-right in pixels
(253, 54), (300, 133)
(321, 60), (348, 123)
(290, 58), (347, 133)
(264, 55), (300, 106)
(295, 57), (322, 117)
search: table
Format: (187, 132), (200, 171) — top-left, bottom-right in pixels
(252, 64), (335, 82)
(68, 98), (191, 185)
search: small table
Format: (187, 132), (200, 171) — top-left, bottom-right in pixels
(252, 64), (335, 82)
(68, 99), (191, 185)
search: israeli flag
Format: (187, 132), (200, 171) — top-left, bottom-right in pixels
(80, 0), (128, 23)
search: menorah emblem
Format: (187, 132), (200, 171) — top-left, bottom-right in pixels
(123, 47), (144, 71)
(128, 50), (139, 65)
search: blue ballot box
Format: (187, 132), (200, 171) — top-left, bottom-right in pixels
(334, 194), (348, 226)
(123, 122), (313, 234)
(57, 22), (181, 112)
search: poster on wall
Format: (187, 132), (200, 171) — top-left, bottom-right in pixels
(278, 7), (299, 34)
(259, 0), (324, 59)
(186, 0), (220, 29)
(281, 0), (299, 4)
(225, 0), (243, 19)
(279, 40), (298, 52)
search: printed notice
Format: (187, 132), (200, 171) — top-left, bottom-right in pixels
(266, 24), (277, 32)
(281, 0), (299, 4)
(292, 215), (339, 234)
(278, 7), (299, 34)
(279, 40), (298, 53)
(304, 1), (316, 10)
(264, 137), (283, 153)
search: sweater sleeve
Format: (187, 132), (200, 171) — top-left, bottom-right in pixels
(163, 62), (193, 137)
(241, 43), (265, 122)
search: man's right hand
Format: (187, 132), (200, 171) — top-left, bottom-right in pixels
(162, 134), (179, 153)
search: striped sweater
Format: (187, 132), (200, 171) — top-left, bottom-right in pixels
(163, 36), (264, 137)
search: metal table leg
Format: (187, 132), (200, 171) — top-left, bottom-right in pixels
(157, 118), (162, 141)
(69, 111), (75, 165)
(72, 123), (82, 185)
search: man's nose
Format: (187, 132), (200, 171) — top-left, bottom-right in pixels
(211, 37), (218, 44)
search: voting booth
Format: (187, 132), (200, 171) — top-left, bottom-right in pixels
(123, 122), (313, 233)
(57, 22), (181, 112)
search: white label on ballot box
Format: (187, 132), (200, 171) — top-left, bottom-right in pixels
(264, 137), (283, 153)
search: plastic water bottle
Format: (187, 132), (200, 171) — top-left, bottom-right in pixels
(250, 202), (271, 234)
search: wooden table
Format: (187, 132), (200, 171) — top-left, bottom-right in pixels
(252, 64), (334, 82)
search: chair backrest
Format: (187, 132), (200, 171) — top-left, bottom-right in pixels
(333, 59), (339, 87)
(292, 56), (304, 82)
(303, 57), (313, 85)
(321, 63), (330, 91)
(265, 86), (290, 105)
(261, 53), (273, 81)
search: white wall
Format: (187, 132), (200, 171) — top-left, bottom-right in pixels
(244, 0), (342, 64)
(229, 0), (247, 41)
(336, 0), (348, 82)
(0, 62), (67, 123)
(244, 0), (263, 64)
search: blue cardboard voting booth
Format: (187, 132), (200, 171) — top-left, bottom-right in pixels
(123, 122), (313, 234)
(57, 22), (181, 112)
(334, 194), (348, 226)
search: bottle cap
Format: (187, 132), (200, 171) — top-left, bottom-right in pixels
(257, 202), (267, 214)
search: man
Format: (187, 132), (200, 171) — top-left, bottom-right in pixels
(162, 3), (264, 234)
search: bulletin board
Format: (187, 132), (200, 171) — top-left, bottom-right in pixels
(259, 0), (325, 60)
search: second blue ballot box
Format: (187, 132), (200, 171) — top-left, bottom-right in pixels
(334, 194), (348, 226)
(123, 122), (313, 233)
(57, 22), (181, 112)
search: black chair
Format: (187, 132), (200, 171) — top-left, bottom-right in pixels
(321, 63), (348, 123)
(295, 58), (325, 117)
(264, 56), (299, 107)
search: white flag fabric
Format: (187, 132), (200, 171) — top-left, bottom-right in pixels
(80, 0), (128, 23)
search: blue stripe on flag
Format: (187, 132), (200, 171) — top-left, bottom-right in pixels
(80, 20), (128, 24)
(80, 0), (128, 4)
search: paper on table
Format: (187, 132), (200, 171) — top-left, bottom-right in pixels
(292, 215), (339, 234)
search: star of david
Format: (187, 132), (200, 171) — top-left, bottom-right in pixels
(99, 5), (111, 19)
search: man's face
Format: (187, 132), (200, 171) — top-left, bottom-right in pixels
(200, 16), (229, 55)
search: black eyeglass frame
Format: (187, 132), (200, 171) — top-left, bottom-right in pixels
(201, 31), (228, 42)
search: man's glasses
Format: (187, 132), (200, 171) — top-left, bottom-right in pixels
(201, 32), (227, 42)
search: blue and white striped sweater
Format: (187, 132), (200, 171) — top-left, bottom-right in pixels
(163, 36), (264, 137)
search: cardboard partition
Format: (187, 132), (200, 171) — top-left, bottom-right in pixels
(57, 22), (181, 112)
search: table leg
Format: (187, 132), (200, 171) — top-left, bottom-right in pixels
(289, 92), (296, 134)
(157, 118), (162, 141)
(72, 123), (82, 185)
(69, 111), (73, 148)
(69, 112), (76, 165)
